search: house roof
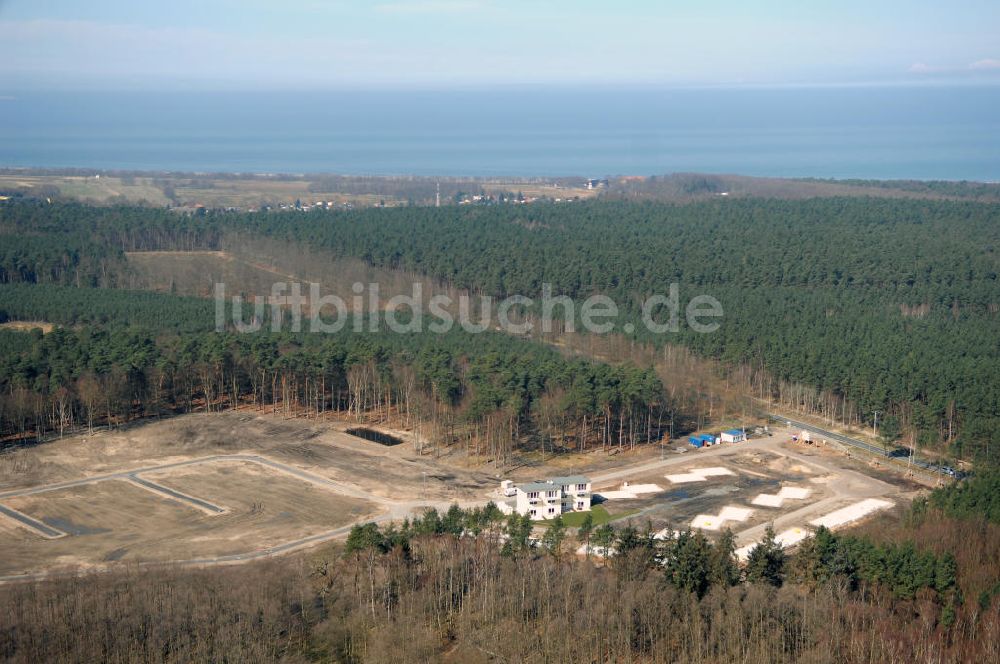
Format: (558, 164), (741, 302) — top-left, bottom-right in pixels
(517, 476), (590, 493)
(519, 481), (558, 493)
(550, 475), (589, 486)
(724, 429), (744, 435)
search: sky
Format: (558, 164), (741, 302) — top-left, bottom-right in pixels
(1, 0), (998, 90)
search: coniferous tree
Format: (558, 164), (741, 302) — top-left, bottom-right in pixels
(745, 525), (786, 587)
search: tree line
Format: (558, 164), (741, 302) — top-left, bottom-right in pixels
(347, 504), (956, 603)
(0, 495), (986, 663)
(0, 286), (668, 462)
(2, 197), (999, 463)
(916, 469), (1000, 524)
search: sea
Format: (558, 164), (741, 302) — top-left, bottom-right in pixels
(1, 86), (998, 180)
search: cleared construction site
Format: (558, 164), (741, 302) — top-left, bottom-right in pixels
(0, 412), (921, 580)
(586, 425), (921, 558)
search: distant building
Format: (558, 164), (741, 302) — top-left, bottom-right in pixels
(497, 476), (592, 520)
(585, 178), (609, 190)
(688, 433), (717, 448)
(721, 429), (747, 443)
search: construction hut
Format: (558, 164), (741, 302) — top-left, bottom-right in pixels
(721, 429), (747, 443)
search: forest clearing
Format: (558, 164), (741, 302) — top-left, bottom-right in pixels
(0, 410), (918, 580)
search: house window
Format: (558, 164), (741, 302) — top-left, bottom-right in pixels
(577, 483), (587, 491)
(529, 509), (536, 517)
(527, 491), (538, 499)
(548, 491), (558, 497)
(548, 507), (555, 514)
(577, 501), (585, 509)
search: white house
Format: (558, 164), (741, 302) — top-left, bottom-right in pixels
(497, 475), (592, 520)
(721, 428), (747, 443)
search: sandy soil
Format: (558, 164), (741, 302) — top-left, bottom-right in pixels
(0, 461), (375, 577)
(0, 321), (54, 333)
(0, 416), (924, 578)
(590, 449), (837, 534)
(0, 411), (497, 502)
(577, 426), (922, 552)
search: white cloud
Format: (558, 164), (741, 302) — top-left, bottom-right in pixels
(0, 19), (385, 86)
(969, 58), (1000, 70)
(374, 1), (487, 14)
(0, 16), (670, 87)
(1, 13), (994, 89)
(908, 59), (1000, 77)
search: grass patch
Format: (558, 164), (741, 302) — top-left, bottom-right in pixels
(545, 505), (639, 528)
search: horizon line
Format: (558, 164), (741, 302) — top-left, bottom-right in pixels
(4, 79), (1000, 95)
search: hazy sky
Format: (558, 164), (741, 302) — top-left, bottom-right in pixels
(1, 0), (998, 89)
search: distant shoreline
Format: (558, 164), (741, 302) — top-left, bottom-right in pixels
(2, 170), (998, 210)
(1, 166), (998, 185)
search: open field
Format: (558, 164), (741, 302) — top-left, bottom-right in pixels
(125, 250), (305, 298)
(0, 456), (378, 577)
(0, 171), (598, 209)
(123, 243), (444, 307)
(0, 411), (501, 500)
(0, 410), (512, 579)
(0, 173), (392, 208)
(0, 174), (171, 205)
(592, 448), (837, 535)
(0, 413), (923, 579)
(5, 170), (997, 210)
(582, 425), (921, 553)
(0, 321), (55, 333)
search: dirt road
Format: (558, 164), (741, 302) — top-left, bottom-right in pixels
(0, 429), (911, 583)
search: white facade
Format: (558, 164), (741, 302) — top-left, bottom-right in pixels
(498, 476), (592, 520)
(721, 429), (747, 443)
